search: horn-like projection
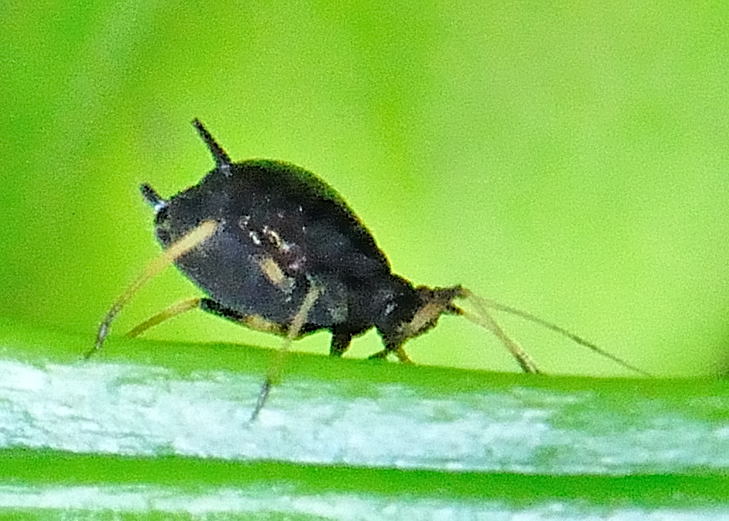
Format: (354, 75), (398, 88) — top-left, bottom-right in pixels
(192, 118), (232, 174)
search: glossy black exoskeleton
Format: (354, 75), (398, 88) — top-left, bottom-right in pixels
(139, 120), (465, 361)
(90, 120), (647, 417)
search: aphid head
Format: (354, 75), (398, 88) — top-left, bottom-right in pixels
(376, 284), (464, 348)
(378, 283), (650, 376)
(374, 284), (537, 371)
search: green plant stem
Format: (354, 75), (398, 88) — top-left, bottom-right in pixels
(0, 318), (728, 518)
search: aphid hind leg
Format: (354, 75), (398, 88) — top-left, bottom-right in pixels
(87, 220), (218, 359)
(125, 297), (203, 339)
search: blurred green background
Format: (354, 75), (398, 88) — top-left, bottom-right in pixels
(2, 2), (728, 376)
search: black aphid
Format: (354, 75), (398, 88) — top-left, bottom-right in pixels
(89, 119), (647, 418)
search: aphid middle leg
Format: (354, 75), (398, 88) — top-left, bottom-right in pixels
(125, 296), (281, 340)
(329, 331), (353, 357)
(394, 346), (413, 363)
(251, 282), (321, 421)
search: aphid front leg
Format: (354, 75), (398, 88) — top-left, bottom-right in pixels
(370, 285), (462, 364)
(367, 344), (413, 363)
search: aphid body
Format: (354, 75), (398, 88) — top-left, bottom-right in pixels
(90, 119), (647, 414)
(141, 121), (462, 361)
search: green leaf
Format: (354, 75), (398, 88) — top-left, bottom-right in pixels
(1, 318), (728, 518)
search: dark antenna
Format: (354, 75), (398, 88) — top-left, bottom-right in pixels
(192, 118), (232, 175)
(457, 288), (652, 377)
(475, 294), (652, 376)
